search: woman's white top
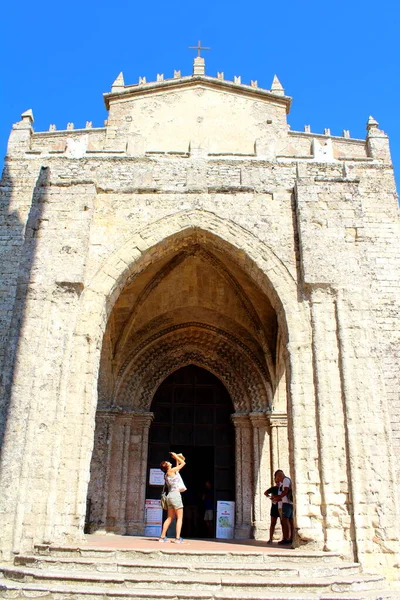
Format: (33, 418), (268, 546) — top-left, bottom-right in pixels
(165, 472), (186, 493)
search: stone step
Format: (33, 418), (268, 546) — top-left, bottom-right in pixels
(0, 578), (393, 600)
(34, 544), (347, 565)
(14, 554), (362, 578)
(0, 565), (386, 595)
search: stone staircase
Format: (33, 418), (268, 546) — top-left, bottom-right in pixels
(0, 542), (395, 600)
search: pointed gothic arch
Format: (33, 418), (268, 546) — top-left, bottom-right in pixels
(54, 210), (318, 544)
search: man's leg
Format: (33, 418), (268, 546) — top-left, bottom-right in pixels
(279, 504), (293, 543)
(269, 516), (278, 541)
(281, 516), (289, 540)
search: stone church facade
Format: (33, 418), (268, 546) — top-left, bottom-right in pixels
(0, 56), (399, 580)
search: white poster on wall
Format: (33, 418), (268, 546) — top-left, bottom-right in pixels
(216, 500), (235, 539)
(149, 468), (165, 486)
(144, 499), (162, 537)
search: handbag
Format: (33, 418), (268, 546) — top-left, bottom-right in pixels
(161, 483), (168, 510)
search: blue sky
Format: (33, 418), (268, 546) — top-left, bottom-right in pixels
(1, 0), (399, 189)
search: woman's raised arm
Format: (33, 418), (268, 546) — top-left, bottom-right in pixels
(170, 452), (186, 473)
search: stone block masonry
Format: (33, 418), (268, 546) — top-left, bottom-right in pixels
(0, 58), (399, 591)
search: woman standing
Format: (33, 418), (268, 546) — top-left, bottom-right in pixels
(159, 452), (186, 543)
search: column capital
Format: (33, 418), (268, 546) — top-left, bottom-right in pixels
(96, 409), (154, 428)
(231, 412), (251, 428)
(95, 412), (117, 425)
(267, 412), (288, 428)
(249, 412), (269, 427)
(128, 411), (154, 428)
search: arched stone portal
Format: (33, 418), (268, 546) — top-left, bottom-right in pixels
(86, 229), (291, 539)
(52, 214), (327, 554)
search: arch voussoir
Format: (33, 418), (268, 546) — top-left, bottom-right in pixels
(114, 325), (270, 413)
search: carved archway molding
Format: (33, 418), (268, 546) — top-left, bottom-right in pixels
(114, 324), (272, 412)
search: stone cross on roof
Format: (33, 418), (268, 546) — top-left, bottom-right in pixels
(189, 40), (210, 76)
(189, 40), (210, 58)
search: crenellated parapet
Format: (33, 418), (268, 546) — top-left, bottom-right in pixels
(5, 57), (392, 165)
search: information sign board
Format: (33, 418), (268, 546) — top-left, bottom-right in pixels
(144, 498), (162, 537)
(149, 468), (165, 486)
(216, 500), (235, 539)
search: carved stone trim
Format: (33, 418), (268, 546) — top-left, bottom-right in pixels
(115, 326), (270, 412)
(117, 322), (268, 381)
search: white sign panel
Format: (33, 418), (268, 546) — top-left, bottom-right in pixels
(144, 498), (162, 537)
(149, 468), (165, 486)
(216, 500), (235, 539)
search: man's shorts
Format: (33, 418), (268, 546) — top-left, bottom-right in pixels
(282, 503), (293, 519)
(167, 491), (183, 510)
(270, 503), (280, 518)
(204, 509), (213, 521)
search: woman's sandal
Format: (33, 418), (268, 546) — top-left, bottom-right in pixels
(158, 537), (169, 543)
(171, 537), (184, 544)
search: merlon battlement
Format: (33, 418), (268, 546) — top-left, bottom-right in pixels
(6, 55), (391, 165)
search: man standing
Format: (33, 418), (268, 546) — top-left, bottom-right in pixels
(264, 472), (281, 544)
(273, 469), (293, 545)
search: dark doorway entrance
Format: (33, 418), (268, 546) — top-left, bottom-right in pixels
(146, 365), (235, 538)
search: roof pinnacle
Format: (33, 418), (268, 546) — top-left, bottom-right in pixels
(271, 75), (284, 96)
(366, 115), (379, 131)
(21, 109), (34, 124)
(111, 72), (125, 92)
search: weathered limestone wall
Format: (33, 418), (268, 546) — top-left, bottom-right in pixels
(30, 128), (107, 154)
(0, 71), (398, 580)
(106, 86), (287, 156)
(357, 167), (400, 496)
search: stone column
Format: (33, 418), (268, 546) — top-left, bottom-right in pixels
(86, 412), (116, 533)
(310, 287), (352, 555)
(96, 411), (153, 534)
(249, 412), (270, 539)
(231, 413), (253, 538)
(268, 412), (289, 475)
(125, 412), (153, 535)
(103, 414), (127, 533)
(118, 415), (133, 530)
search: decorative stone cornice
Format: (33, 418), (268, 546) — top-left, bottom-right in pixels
(103, 75), (292, 113)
